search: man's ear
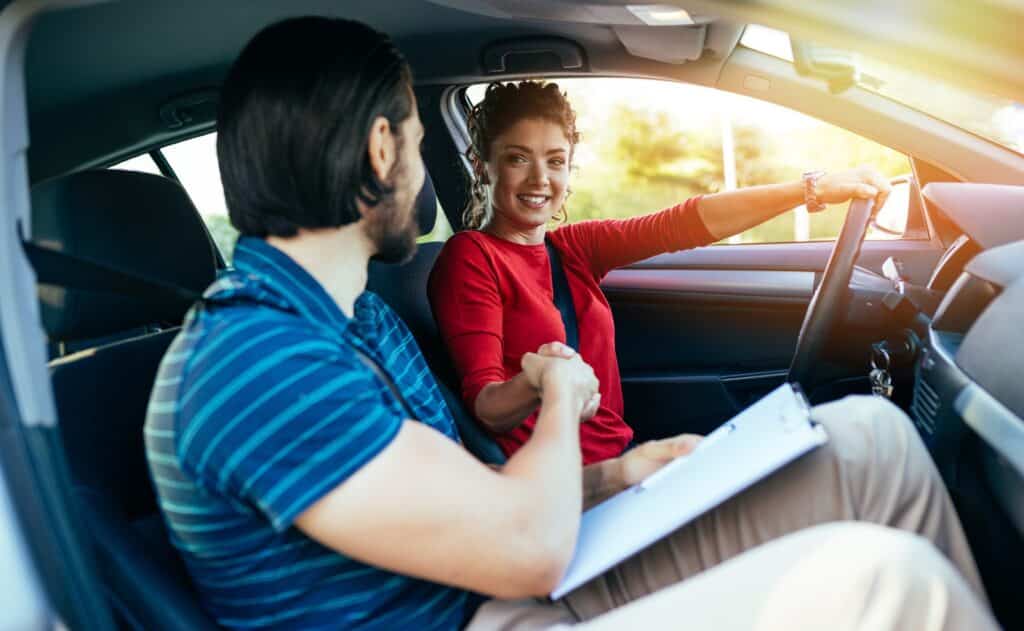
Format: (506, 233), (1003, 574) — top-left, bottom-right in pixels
(366, 116), (394, 184)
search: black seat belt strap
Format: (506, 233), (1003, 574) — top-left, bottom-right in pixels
(545, 238), (579, 351)
(22, 239), (202, 303)
(353, 348), (417, 420)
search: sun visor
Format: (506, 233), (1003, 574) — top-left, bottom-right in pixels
(613, 24), (706, 64)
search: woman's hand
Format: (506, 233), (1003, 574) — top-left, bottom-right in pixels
(619, 434), (702, 487)
(535, 342), (601, 421)
(814, 167), (893, 212)
(521, 343), (599, 420)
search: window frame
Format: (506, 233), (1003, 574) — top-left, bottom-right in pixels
(450, 78), (930, 245)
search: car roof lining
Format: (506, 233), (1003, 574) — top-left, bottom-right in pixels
(25, 0), (743, 182)
(22, 0), (1024, 188)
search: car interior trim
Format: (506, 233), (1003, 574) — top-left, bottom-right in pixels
(603, 269), (814, 298)
(956, 383), (1024, 479)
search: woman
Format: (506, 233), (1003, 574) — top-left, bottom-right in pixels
(428, 81), (891, 465)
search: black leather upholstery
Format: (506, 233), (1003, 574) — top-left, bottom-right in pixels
(35, 170), (220, 629)
(413, 170), (438, 236)
(51, 331), (219, 630)
(31, 170), (217, 342)
(368, 173), (506, 465)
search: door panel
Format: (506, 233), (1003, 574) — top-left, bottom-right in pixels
(603, 269), (813, 299)
(605, 239), (944, 440)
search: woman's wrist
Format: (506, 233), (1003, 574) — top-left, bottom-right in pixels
(474, 374), (542, 432)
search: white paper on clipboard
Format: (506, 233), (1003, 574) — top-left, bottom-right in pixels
(551, 382), (827, 600)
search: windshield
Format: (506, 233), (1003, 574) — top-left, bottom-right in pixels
(740, 25), (1024, 155)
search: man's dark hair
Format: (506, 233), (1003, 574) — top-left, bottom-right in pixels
(217, 17), (413, 238)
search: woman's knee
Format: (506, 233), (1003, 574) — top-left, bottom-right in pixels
(814, 394), (913, 434)
(811, 394), (923, 470)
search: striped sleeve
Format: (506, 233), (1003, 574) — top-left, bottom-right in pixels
(176, 323), (403, 532)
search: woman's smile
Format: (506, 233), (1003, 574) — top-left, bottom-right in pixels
(516, 193), (551, 210)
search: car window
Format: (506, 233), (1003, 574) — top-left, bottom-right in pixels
(108, 139), (239, 262)
(109, 153), (163, 176)
(115, 133), (453, 264)
(160, 134), (239, 262)
(467, 78), (913, 243)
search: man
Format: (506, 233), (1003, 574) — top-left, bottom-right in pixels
(145, 16), (997, 630)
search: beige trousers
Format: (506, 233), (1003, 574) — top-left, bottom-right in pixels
(465, 395), (998, 630)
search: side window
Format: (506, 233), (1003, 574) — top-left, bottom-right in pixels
(109, 137), (238, 262)
(419, 204), (454, 243)
(467, 79), (912, 243)
(117, 133), (453, 262)
(109, 153), (162, 176)
(160, 134), (239, 262)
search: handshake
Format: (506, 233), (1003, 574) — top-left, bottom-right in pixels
(521, 341), (601, 422)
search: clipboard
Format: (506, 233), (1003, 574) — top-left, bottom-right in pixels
(551, 382), (827, 600)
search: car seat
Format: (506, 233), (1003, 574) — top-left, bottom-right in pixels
(32, 169), (221, 630)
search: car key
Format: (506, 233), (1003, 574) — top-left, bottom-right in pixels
(870, 345), (894, 398)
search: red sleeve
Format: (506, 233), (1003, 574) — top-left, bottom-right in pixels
(555, 195), (714, 279)
(427, 233), (506, 413)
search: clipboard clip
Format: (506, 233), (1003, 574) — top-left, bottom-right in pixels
(781, 382), (813, 432)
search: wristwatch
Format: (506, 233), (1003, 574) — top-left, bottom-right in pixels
(802, 170), (827, 213)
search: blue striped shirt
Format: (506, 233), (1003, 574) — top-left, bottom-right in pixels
(144, 237), (472, 630)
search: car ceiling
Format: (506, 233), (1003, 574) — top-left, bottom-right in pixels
(23, 0), (1024, 183)
(25, 0), (746, 182)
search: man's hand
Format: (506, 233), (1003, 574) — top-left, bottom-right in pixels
(535, 341), (576, 360)
(521, 345), (598, 420)
(815, 167), (893, 213)
(535, 342), (601, 420)
(619, 434), (702, 487)
(528, 340), (598, 419)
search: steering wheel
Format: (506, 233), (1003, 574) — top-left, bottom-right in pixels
(788, 198), (876, 391)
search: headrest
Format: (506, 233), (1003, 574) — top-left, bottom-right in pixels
(415, 170), (438, 236)
(31, 170), (218, 342)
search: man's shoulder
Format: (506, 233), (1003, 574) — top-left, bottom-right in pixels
(191, 300), (337, 361)
(168, 305), (387, 477)
(174, 304), (370, 426)
(355, 290), (409, 335)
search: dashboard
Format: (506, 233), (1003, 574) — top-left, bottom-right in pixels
(912, 183), (1024, 539)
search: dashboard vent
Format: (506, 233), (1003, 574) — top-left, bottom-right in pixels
(911, 377), (940, 435)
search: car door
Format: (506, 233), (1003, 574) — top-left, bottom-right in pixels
(607, 232), (944, 440)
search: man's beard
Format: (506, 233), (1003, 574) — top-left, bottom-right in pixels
(367, 158), (419, 264)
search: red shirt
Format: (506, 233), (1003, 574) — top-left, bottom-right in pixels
(428, 197), (713, 464)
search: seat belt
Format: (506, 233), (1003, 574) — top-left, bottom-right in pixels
(22, 239), (201, 303)
(353, 350), (417, 419)
(545, 237), (579, 351)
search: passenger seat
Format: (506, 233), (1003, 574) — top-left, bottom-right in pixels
(32, 170), (221, 630)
